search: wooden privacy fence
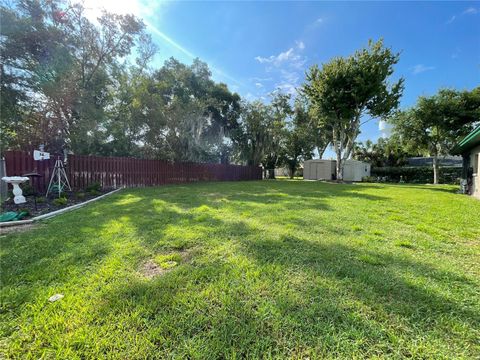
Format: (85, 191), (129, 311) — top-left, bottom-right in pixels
(3, 151), (262, 193)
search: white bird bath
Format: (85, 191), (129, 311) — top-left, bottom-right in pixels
(2, 176), (30, 204)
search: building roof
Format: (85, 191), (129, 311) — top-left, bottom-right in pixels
(407, 156), (463, 167)
(452, 126), (480, 154)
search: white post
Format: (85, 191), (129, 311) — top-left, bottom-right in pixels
(57, 160), (61, 197)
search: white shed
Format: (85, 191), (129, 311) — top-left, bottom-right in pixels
(303, 159), (370, 181)
(303, 160), (336, 180)
(343, 160), (371, 181)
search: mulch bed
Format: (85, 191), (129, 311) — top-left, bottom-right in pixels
(1, 188), (115, 219)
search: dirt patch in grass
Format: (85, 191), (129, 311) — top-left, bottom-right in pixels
(140, 249), (194, 279)
(0, 223), (39, 235)
(140, 260), (168, 279)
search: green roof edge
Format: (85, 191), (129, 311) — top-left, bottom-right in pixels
(452, 125), (480, 154)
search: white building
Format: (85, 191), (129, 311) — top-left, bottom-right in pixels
(452, 126), (480, 199)
(303, 159), (371, 182)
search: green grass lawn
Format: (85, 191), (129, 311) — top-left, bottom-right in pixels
(1, 181), (479, 359)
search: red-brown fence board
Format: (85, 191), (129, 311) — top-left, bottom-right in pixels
(3, 151), (262, 193)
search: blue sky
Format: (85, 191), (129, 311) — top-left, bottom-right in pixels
(85, 0), (479, 152)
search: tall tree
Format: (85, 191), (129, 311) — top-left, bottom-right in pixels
(303, 39), (404, 180)
(279, 96), (317, 178)
(261, 92), (291, 178)
(391, 87), (480, 183)
(142, 58), (241, 162)
(0, 0), (150, 154)
(232, 101), (273, 167)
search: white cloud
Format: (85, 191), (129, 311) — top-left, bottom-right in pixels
(296, 40), (305, 50)
(255, 38), (307, 68)
(276, 82), (298, 96)
(255, 48), (297, 65)
(254, 41), (308, 97)
(463, 7), (478, 15)
(315, 17), (324, 25)
(446, 7), (478, 24)
(280, 69), (299, 84)
(446, 15), (456, 24)
(451, 48), (461, 59)
(250, 76), (273, 82)
(255, 82), (263, 88)
(378, 120), (391, 138)
(411, 64), (435, 75)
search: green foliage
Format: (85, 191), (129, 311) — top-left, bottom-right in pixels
(278, 95), (318, 178)
(353, 136), (416, 167)
(0, 1), (241, 164)
(361, 176), (376, 182)
(232, 100), (274, 166)
(1, 181), (479, 358)
(20, 183), (35, 196)
(52, 196), (68, 206)
(0, 0), (150, 154)
(233, 92), (322, 176)
(371, 166), (462, 184)
(130, 58), (242, 162)
(75, 192), (86, 200)
(85, 182), (102, 193)
(261, 93), (293, 177)
(303, 39), (404, 179)
(35, 196), (46, 204)
(18, 208), (30, 216)
(390, 87), (480, 183)
(48, 184), (66, 198)
(155, 253), (183, 269)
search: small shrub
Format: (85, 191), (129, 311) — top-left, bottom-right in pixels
(35, 196), (46, 203)
(294, 168), (303, 178)
(75, 192), (86, 200)
(362, 176), (376, 182)
(87, 190), (101, 196)
(52, 197), (68, 206)
(371, 166), (462, 184)
(48, 184), (66, 197)
(21, 183), (35, 196)
(85, 182), (102, 193)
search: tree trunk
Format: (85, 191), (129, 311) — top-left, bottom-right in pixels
(317, 145), (327, 159)
(289, 163), (296, 179)
(336, 152), (343, 181)
(269, 169), (275, 179)
(433, 153), (439, 185)
(332, 127), (343, 180)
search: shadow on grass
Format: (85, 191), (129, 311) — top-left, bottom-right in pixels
(2, 181), (477, 357)
(378, 183), (459, 194)
(95, 206), (478, 357)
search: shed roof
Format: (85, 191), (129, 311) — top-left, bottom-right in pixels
(452, 126), (480, 154)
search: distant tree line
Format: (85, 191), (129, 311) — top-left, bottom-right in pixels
(0, 0), (320, 175)
(2, 1), (479, 183)
(352, 88), (480, 183)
